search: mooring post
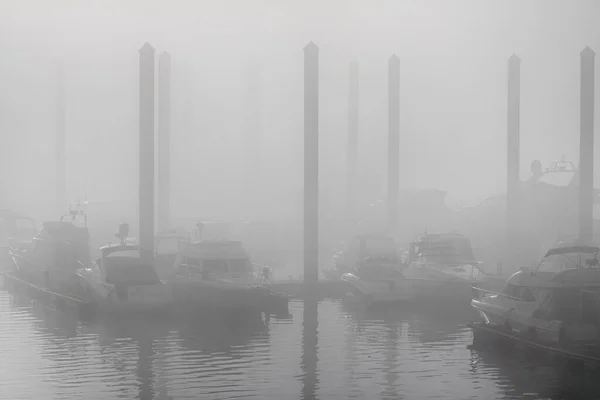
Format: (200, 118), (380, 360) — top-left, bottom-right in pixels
(56, 63), (67, 215)
(579, 46), (595, 243)
(507, 54), (521, 266)
(304, 42), (319, 285)
(158, 51), (171, 233)
(347, 60), (359, 229)
(387, 55), (400, 234)
(139, 42), (156, 261)
(245, 63), (262, 218)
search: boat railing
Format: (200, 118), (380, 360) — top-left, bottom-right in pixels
(471, 285), (523, 302)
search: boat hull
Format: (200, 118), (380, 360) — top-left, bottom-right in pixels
(341, 273), (415, 304)
(170, 278), (278, 311)
(407, 278), (475, 305)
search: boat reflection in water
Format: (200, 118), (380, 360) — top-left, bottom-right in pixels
(469, 339), (600, 399)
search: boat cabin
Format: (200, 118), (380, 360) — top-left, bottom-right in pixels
(172, 240), (254, 281)
(0, 210), (36, 248)
(93, 244), (162, 286)
(409, 232), (477, 266)
(27, 221), (91, 270)
(335, 235), (399, 267)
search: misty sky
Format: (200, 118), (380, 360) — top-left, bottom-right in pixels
(1, 0), (600, 220)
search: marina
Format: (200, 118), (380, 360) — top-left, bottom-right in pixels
(3, 1), (600, 399)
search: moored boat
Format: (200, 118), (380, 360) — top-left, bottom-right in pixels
(471, 241), (600, 347)
(402, 232), (488, 304)
(9, 218), (91, 296)
(167, 239), (287, 313)
(75, 222), (175, 313)
(323, 234), (400, 281)
(341, 255), (414, 305)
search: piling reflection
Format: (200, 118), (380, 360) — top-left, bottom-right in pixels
(381, 321), (402, 399)
(301, 297), (319, 400)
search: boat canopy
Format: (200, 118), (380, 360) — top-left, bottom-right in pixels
(99, 244), (161, 285)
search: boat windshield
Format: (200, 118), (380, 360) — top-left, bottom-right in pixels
(537, 251), (599, 273)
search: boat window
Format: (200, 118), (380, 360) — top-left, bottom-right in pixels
(204, 259), (229, 274)
(503, 284), (535, 302)
(229, 259), (249, 273)
(503, 283), (518, 298)
(518, 287), (535, 302)
(537, 252), (598, 273)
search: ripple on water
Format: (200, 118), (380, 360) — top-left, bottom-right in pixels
(2, 291), (599, 399)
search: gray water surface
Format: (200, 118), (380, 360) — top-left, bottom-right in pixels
(0, 290), (594, 400)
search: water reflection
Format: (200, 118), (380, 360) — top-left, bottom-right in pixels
(471, 344), (600, 399)
(3, 289), (598, 399)
(301, 296), (319, 400)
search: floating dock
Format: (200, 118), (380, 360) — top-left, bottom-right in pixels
(270, 279), (347, 300)
(0, 270), (290, 318)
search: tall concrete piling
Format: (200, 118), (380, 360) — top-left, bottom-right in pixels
(507, 54), (521, 261)
(347, 60), (359, 227)
(579, 46), (595, 243)
(139, 42), (156, 260)
(303, 42), (319, 285)
(55, 64), (67, 214)
(158, 51), (172, 233)
(387, 55), (400, 233)
(245, 63), (262, 218)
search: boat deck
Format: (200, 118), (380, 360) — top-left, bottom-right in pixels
(469, 322), (600, 364)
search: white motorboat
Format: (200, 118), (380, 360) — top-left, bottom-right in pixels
(341, 255), (415, 305)
(402, 232), (488, 304)
(323, 234), (400, 281)
(167, 239), (283, 311)
(471, 242), (600, 345)
(76, 224), (174, 313)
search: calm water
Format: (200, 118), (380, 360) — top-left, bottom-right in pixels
(0, 289), (595, 400)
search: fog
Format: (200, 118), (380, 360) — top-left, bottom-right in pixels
(1, 0), (600, 223)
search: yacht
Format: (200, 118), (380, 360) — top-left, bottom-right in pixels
(341, 255), (415, 305)
(324, 234), (400, 281)
(471, 242), (600, 345)
(325, 234), (414, 304)
(402, 232), (487, 304)
(76, 223), (174, 313)
(167, 239), (286, 312)
(9, 216), (91, 296)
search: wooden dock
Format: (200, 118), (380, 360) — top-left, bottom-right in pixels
(469, 322), (600, 364)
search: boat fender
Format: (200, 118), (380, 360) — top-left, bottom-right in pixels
(527, 326), (537, 340)
(388, 281), (396, 292)
(504, 308), (515, 332)
(558, 326), (567, 347)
